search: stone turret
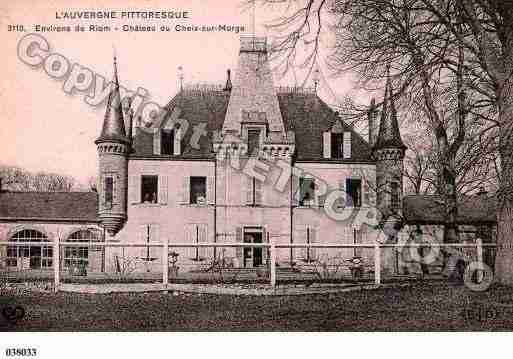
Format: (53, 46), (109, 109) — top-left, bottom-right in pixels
(374, 71), (407, 220)
(94, 56), (130, 236)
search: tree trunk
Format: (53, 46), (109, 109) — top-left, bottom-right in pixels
(494, 77), (513, 284)
(435, 125), (459, 244)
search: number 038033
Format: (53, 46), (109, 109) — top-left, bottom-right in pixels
(5, 348), (37, 357)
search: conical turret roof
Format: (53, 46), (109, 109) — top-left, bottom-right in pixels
(95, 56), (128, 144)
(374, 70), (406, 151)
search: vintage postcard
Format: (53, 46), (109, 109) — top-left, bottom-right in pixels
(1, 0), (512, 355)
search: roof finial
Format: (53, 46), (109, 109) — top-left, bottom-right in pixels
(178, 66), (184, 92)
(113, 45), (119, 88)
(224, 69), (232, 91)
(312, 67), (320, 94)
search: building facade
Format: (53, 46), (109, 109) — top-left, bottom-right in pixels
(94, 36), (406, 274)
(1, 36), (495, 277)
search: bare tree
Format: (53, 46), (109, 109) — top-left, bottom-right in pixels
(0, 165), (77, 192)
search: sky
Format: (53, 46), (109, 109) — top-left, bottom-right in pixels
(0, 0), (362, 187)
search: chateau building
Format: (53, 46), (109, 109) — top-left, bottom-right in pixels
(0, 36), (497, 275)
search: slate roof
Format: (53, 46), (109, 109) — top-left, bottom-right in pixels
(403, 194), (497, 224)
(132, 89), (374, 162)
(95, 58), (129, 144)
(373, 75), (406, 151)
(0, 191), (99, 222)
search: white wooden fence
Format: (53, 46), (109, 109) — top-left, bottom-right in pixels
(0, 239), (496, 292)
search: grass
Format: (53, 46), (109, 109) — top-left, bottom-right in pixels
(2, 281), (513, 331)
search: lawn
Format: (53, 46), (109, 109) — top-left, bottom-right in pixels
(2, 282), (513, 331)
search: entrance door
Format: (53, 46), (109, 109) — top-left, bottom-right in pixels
(243, 229), (264, 268)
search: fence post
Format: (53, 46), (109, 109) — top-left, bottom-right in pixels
(53, 236), (60, 292)
(476, 238), (484, 282)
(270, 241), (276, 287)
(374, 243), (381, 285)
(163, 240), (169, 291)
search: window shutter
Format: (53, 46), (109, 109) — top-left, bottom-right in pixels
(243, 176), (253, 205)
(185, 223), (194, 259)
(369, 178), (376, 206)
(294, 226), (307, 260)
(323, 132), (331, 158)
(150, 224), (160, 259)
(159, 176), (168, 204)
(262, 228), (268, 265)
(180, 176), (190, 204)
(153, 128), (161, 155)
(363, 178), (371, 206)
(129, 175), (140, 203)
(207, 175), (215, 205)
(254, 179), (263, 205)
(235, 227), (243, 265)
(198, 224), (208, 259)
(138, 224), (148, 258)
(339, 179), (346, 208)
(150, 224), (160, 242)
(343, 132), (351, 159)
(173, 128), (181, 155)
(291, 175), (300, 207)
(310, 227), (318, 261)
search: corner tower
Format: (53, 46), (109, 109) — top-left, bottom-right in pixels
(95, 56), (131, 236)
(373, 72), (407, 221)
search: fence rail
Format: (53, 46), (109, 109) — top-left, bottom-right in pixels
(0, 239), (494, 291)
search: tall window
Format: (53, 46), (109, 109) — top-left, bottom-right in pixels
(331, 133), (343, 158)
(104, 176), (113, 207)
(346, 179), (362, 207)
(305, 227), (317, 262)
(391, 182), (400, 210)
(64, 229), (102, 268)
(190, 176), (207, 204)
(188, 224), (207, 261)
(299, 178), (315, 206)
(247, 129), (261, 155)
(141, 175), (158, 203)
(161, 129), (174, 155)
(7, 229), (51, 269)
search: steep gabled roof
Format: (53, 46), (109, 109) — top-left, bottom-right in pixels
(132, 89), (374, 162)
(0, 192), (99, 222)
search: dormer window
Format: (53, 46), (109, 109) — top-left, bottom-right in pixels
(243, 123), (266, 156)
(153, 126), (181, 155)
(323, 129), (351, 159)
(331, 133), (343, 158)
(161, 129), (174, 155)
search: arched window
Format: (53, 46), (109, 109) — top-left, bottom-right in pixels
(7, 229), (52, 269)
(64, 229), (102, 268)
